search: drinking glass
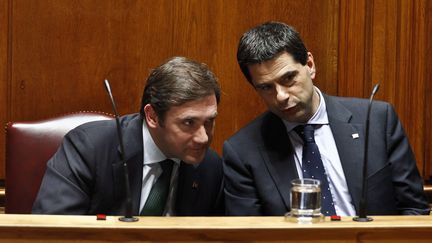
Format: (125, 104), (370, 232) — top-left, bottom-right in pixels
(286, 178), (324, 223)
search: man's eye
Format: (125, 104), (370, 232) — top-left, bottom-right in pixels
(183, 119), (194, 126)
(257, 84), (272, 91)
(205, 118), (215, 127)
(282, 75), (295, 85)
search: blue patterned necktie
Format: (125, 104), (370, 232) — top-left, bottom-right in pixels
(140, 159), (174, 216)
(295, 125), (336, 216)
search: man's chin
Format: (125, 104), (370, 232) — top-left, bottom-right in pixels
(182, 152), (206, 165)
(276, 110), (308, 123)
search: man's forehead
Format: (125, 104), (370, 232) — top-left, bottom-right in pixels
(176, 108), (218, 119)
(166, 96), (218, 119)
(250, 63), (299, 85)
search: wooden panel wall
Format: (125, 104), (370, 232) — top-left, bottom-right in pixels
(426, 0), (432, 179)
(338, 0), (432, 179)
(1, 0), (431, 181)
(0, 1), (9, 181)
(1, 0), (339, 178)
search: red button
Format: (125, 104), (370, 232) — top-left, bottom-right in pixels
(330, 215), (341, 221)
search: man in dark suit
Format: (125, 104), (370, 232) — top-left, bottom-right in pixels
(32, 56), (224, 216)
(223, 21), (429, 216)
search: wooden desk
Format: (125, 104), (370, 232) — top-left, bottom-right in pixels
(0, 214), (431, 242)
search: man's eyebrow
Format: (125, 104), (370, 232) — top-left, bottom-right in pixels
(210, 111), (218, 118)
(178, 115), (196, 121)
(253, 70), (298, 87)
(280, 70), (298, 80)
(179, 111), (218, 121)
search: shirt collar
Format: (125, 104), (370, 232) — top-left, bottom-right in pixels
(283, 86), (329, 132)
(142, 121), (180, 165)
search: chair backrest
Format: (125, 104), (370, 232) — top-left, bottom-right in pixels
(5, 111), (114, 213)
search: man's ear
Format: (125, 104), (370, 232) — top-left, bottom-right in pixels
(306, 52), (316, 79)
(143, 104), (159, 128)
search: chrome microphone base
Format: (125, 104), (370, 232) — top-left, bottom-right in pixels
(119, 216), (139, 222)
(353, 216), (373, 222)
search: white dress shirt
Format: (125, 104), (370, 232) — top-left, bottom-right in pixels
(282, 87), (356, 216)
(140, 121), (180, 216)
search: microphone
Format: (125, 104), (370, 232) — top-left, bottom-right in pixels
(104, 79), (139, 222)
(353, 83), (380, 222)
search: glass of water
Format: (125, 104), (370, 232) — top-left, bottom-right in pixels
(286, 178), (324, 223)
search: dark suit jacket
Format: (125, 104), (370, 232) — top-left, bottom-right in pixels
(223, 94), (429, 216)
(32, 113), (224, 216)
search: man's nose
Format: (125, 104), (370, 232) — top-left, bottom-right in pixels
(193, 125), (209, 144)
(276, 84), (290, 102)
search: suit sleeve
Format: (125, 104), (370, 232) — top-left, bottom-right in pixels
(223, 141), (263, 215)
(385, 104), (430, 215)
(32, 128), (96, 214)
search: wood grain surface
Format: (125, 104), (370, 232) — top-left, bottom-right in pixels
(1, 214), (432, 242)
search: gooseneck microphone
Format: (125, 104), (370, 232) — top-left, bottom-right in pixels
(353, 83), (380, 222)
(104, 79), (139, 222)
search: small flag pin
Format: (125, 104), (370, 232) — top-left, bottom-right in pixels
(192, 181), (199, 189)
(352, 133), (359, 139)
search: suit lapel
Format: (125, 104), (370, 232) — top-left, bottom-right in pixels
(259, 96), (367, 212)
(324, 95), (364, 211)
(260, 112), (298, 210)
(175, 162), (199, 215)
(112, 115), (144, 215)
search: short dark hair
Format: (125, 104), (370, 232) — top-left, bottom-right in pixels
(140, 56), (220, 121)
(237, 21), (308, 83)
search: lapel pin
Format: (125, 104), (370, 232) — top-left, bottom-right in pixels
(192, 181), (199, 189)
(352, 133), (359, 139)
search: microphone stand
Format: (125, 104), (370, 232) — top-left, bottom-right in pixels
(104, 79), (139, 222)
(353, 83), (380, 222)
